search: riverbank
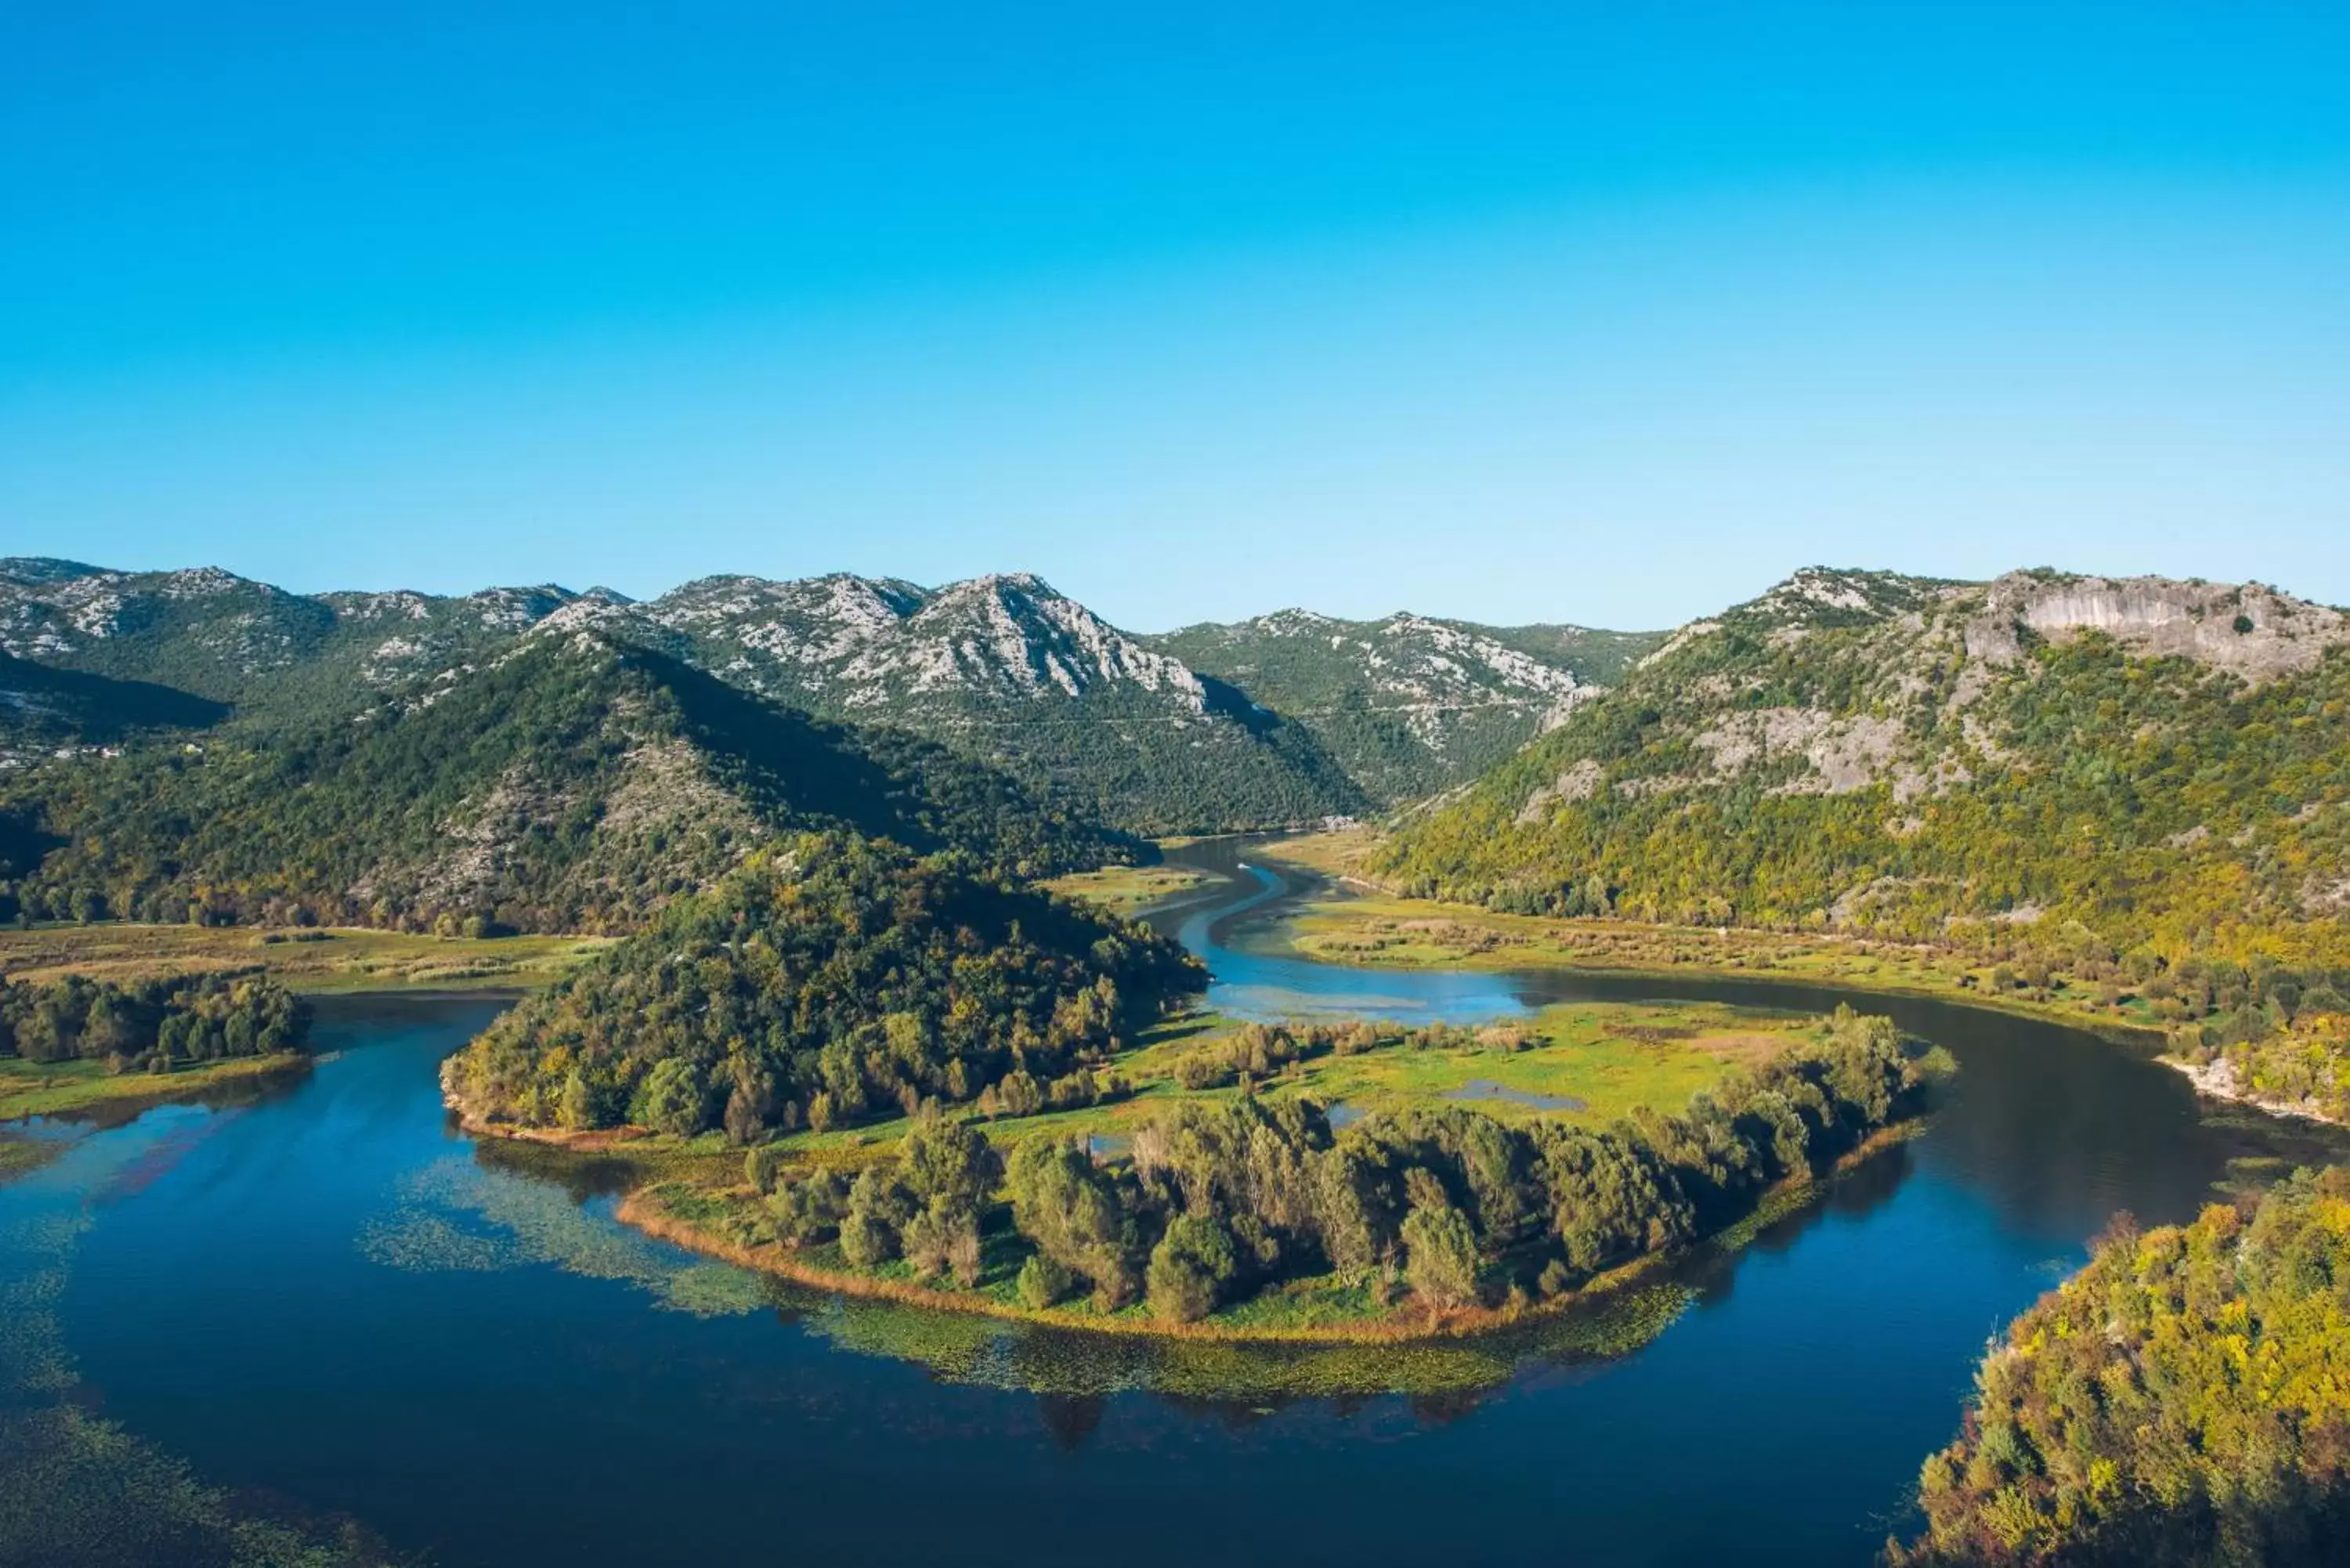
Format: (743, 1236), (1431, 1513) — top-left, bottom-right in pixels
(0, 921), (609, 993)
(2164, 1054), (2350, 1130)
(615, 1120), (1928, 1348)
(1256, 829), (2171, 1047)
(0, 1050), (309, 1122)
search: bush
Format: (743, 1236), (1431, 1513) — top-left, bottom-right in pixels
(1146, 1215), (1238, 1324)
(633, 1058), (711, 1138)
(743, 1144), (787, 1195)
(1017, 1252), (1076, 1310)
(1401, 1201), (1481, 1309)
(769, 1170), (848, 1245)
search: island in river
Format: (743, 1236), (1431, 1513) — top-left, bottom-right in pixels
(445, 836), (1950, 1346)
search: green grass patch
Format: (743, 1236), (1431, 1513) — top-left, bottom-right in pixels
(0, 921), (609, 995)
(0, 1053), (307, 1122)
(1039, 863), (1211, 915)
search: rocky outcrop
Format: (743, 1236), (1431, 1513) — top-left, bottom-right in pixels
(1962, 573), (2346, 683)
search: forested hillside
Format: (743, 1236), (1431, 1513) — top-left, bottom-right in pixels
(1892, 1169), (2350, 1566)
(443, 831), (1203, 1140)
(1143, 610), (1662, 804)
(1377, 569), (2350, 968)
(645, 572), (1368, 833)
(0, 630), (1133, 932)
(0, 556), (616, 729)
(0, 650), (226, 758)
(0, 561), (1404, 833)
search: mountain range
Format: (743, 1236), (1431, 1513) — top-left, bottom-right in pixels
(0, 558), (1645, 832)
(8, 554), (2348, 966)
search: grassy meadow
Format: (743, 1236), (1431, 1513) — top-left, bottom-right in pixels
(0, 921), (610, 993)
(1039, 862), (1210, 914)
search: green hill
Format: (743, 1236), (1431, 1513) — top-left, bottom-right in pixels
(1893, 1168), (2350, 1566)
(0, 629), (1134, 932)
(0, 557), (622, 732)
(443, 830), (1204, 1140)
(0, 650), (227, 757)
(2, 562), (1376, 833)
(1376, 567), (2350, 968)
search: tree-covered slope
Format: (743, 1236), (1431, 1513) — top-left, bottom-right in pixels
(0, 650), (226, 759)
(0, 561), (1372, 834)
(0, 628), (1135, 931)
(1376, 568), (2350, 965)
(1892, 1169), (2350, 1567)
(0, 557), (623, 731)
(1143, 609), (1661, 804)
(443, 831), (1204, 1140)
(646, 572), (1365, 833)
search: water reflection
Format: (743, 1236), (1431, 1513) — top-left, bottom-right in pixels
(15, 857), (2350, 1568)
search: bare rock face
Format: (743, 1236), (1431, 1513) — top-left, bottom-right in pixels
(1692, 708), (1905, 796)
(1963, 573), (2346, 683)
(649, 569), (1213, 714)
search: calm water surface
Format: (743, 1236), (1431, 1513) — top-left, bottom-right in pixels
(7, 841), (2342, 1566)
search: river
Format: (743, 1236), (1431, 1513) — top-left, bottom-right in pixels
(4, 841), (2341, 1566)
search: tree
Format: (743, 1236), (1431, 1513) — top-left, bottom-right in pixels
(1401, 1200), (1480, 1310)
(898, 1110), (1000, 1223)
(1017, 1252), (1076, 1310)
(1006, 1139), (1139, 1306)
(634, 1058), (710, 1137)
(1146, 1214), (1238, 1324)
(839, 1168), (913, 1266)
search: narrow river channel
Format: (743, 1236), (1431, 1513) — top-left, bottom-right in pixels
(5, 844), (2341, 1566)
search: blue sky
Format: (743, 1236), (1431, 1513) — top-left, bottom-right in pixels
(4, 2), (2346, 630)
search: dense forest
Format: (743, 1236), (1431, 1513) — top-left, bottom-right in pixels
(0, 969), (310, 1071)
(1892, 1168), (2350, 1566)
(443, 832), (1203, 1140)
(2159, 957), (2350, 1120)
(0, 650), (228, 757)
(931, 674), (1368, 838)
(1377, 572), (2350, 973)
(0, 631), (1133, 933)
(751, 1005), (1941, 1320)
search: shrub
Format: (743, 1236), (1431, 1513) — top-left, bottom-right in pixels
(1017, 1252), (1076, 1310)
(1401, 1201), (1481, 1309)
(1147, 1215), (1238, 1324)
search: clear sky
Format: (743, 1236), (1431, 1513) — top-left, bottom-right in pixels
(5, 2), (2346, 631)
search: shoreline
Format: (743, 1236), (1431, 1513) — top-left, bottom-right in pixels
(2, 1050), (312, 1123)
(1238, 842), (2173, 1049)
(2163, 1054), (2349, 1129)
(589, 1120), (1926, 1349)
